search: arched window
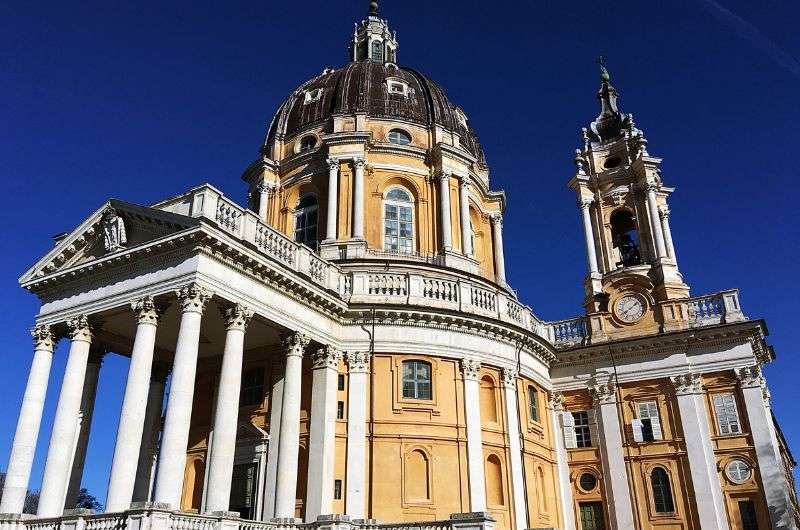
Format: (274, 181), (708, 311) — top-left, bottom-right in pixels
(651, 467), (675, 513)
(610, 209), (642, 267)
(480, 375), (498, 424)
(383, 187), (414, 253)
(371, 40), (383, 62)
(402, 360), (431, 400)
(388, 129), (412, 146)
(299, 135), (317, 152)
(405, 449), (430, 501)
(485, 454), (504, 506)
(294, 194), (318, 246)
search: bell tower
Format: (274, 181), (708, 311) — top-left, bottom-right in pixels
(568, 59), (690, 341)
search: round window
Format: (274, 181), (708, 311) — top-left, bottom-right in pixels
(725, 460), (752, 483)
(388, 129), (412, 146)
(299, 135), (317, 152)
(603, 156), (622, 169)
(579, 472), (598, 492)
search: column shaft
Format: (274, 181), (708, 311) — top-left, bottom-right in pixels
(325, 159), (340, 241)
(274, 333), (309, 519)
(352, 159), (365, 239)
(659, 208), (677, 261)
(645, 184), (668, 258)
(579, 200), (599, 274)
(262, 360), (285, 520)
(591, 384), (635, 530)
(106, 297), (163, 512)
(205, 305), (252, 513)
(305, 347), (341, 521)
(258, 183), (271, 223)
(132, 368), (168, 503)
(439, 173), (453, 251)
(0, 326), (55, 514)
(491, 215), (507, 285)
(458, 178), (472, 257)
(345, 352), (369, 518)
(501, 370), (527, 530)
(154, 283), (212, 508)
(461, 359), (486, 511)
(37, 316), (93, 517)
(550, 393), (576, 530)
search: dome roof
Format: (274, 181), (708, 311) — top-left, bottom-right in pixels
(264, 61), (487, 166)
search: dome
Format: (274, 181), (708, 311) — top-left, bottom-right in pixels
(263, 61), (487, 166)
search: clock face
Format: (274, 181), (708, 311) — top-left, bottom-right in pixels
(615, 295), (645, 322)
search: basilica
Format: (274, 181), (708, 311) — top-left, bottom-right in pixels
(0, 3), (797, 530)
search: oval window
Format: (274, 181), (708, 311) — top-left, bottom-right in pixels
(579, 472), (597, 492)
(725, 460), (751, 483)
(300, 135), (317, 152)
(603, 156), (622, 169)
(388, 129), (412, 146)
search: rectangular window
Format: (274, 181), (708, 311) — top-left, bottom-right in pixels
(527, 386), (539, 422)
(634, 400), (662, 442)
(338, 374), (345, 391)
(713, 393), (741, 435)
(384, 203), (413, 253)
(738, 500), (758, 530)
(402, 360), (432, 400)
(578, 502), (605, 530)
(334, 479), (343, 500)
(229, 463), (257, 519)
(240, 367), (265, 407)
(337, 401), (345, 419)
(573, 411), (592, 448)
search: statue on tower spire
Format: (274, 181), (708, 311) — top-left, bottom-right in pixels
(369, 0), (379, 16)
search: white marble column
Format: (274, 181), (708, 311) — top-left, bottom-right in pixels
(325, 159), (340, 241)
(345, 351), (369, 518)
(305, 346), (342, 522)
(549, 392), (576, 530)
(106, 297), (165, 512)
(262, 358), (285, 520)
(154, 283), (213, 508)
(205, 304), (253, 514)
(659, 207), (677, 262)
(258, 182), (272, 223)
(670, 374), (729, 530)
(438, 172), (453, 251)
(273, 332), (310, 520)
(458, 176), (473, 257)
(65, 350), (103, 509)
(501, 369), (527, 530)
(490, 214), (507, 286)
(461, 359), (486, 511)
(644, 183), (668, 259)
(132, 363), (169, 503)
(37, 316), (94, 517)
(590, 383), (635, 530)
(0, 325), (56, 514)
(352, 158), (365, 240)
(578, 198), (599, 274)
(737, 366), (797, 530)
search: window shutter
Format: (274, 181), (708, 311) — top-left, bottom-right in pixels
(561, 411), (577, 449)
(632, 419), (644, 442)
(650, 416), (663, 440)
(587, 409), (599, 448)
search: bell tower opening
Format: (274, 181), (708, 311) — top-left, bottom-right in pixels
(610, 209), (641, 267)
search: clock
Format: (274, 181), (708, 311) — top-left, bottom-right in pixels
(615, 295), (645, 323)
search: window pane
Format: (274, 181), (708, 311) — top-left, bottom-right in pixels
(417, 382), (432, 400)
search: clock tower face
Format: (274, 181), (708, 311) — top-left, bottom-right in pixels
(614, 295), (645, 323)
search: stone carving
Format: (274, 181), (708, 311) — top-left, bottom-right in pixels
(66, 315), (93, 342)
(175, 283), (213, 314)
(345, 351), (370, 373)
(460, 358), (481, 380)
(574, 150), (588, 175)
(326, 157), (340, 170)
(101, 207), (127, 252)
(132, 296), (167, 326)
(670, 373), (702, 395)
(283, 331), (310, 358)
(353, 157), (366, 169)
(221, 303), (253, 332)
(489, 213), (503, 227)
(736, 365), (764, 389)
(577, 198), (594, 210)
(549, 391), (565, 412)
(501, 367), (518, 388)
(31, 324), (55, 352)
(659, 207), (670, 220)
(312, 345), (342, 370)
(589, 381), (617, 405)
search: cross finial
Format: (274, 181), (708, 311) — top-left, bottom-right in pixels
(597, 55), (610, 83)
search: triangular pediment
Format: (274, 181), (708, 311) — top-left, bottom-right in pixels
(20, 199), (199, 285)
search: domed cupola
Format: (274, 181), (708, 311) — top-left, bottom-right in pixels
(587, 59), (629, 143)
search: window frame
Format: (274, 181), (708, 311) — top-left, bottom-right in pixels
(633, 400), (663, 442)
(401, 359), (433, 400)
(239, 366), (265, 408)
(293, 193), (319, 246)
(527, 385), (540, 423)
(299, 135), (317, 152)
(573, 411), (592, 448)
(649, 466), (676, 514)
(387, 128), (413, 146)
(713, 392), (742, 436)
(382, 186), (415, 254)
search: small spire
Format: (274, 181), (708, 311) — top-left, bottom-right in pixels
(588, 56), (624, 142)
(369, 0), (379, 16)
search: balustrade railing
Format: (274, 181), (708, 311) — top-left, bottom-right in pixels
(547, 317), (588, 346)
(686, 289), (746, 326)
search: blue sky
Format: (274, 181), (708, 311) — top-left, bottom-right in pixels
(1, 0), (798, 503)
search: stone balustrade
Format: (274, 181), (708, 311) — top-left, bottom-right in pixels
(686, 289), (746, 327)
(0, 511), (494, 530)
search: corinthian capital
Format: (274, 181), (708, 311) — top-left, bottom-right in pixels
(256, 181), (274, 194)
(353, 157), (366, 169)
(489, 213), (503, 226)
(577, 197), (594, 210)
(221, 303), (253, 332)
(31, 324), (55, 352)
(501, 367), (518, 388)
(437, 170), (452, 183)
(326, 157), (340, 170)
(590, 381), (617, 405)
(176, 283), (213, 314)
(66, 315), (94, 342)
(736, 365), (765, 389)
(460, 358), (481, 380)
(658, 207), (670, 220)
(312, 345), (342, 370)
(670, 373), (702, 395)
(345, 351), (370, 373)
(283, 331), (310, 358)
(549, 391), (565, 412)
(458, 174), (470, 190)
(132, 296), (167, 326)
